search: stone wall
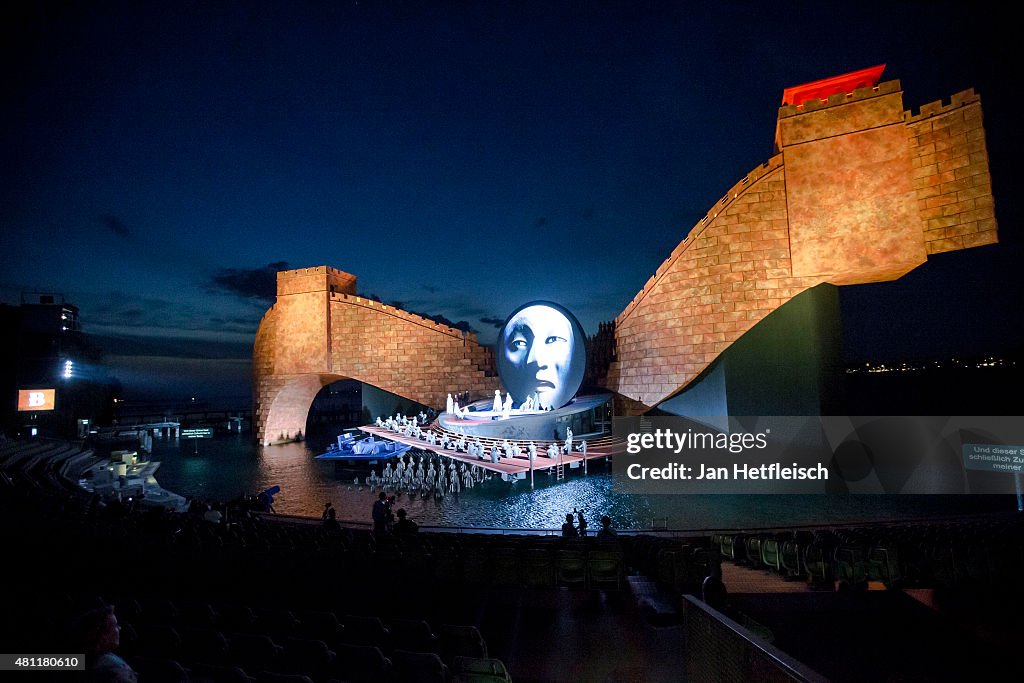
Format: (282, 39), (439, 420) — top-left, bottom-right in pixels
(253, 266), (499, 445)
(605, 81), (997, 411)
(905, 90), (997, 254)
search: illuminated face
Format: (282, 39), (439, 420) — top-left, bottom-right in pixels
(497, 303), (585, 410)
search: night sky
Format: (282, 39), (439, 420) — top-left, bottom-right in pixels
(3, 1), (1021, 402)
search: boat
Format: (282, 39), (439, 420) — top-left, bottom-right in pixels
(314, 433), (413, 464)
(78, 449), (189, 513)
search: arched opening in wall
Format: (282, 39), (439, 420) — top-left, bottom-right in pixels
(307, 379), (363, 429)
(359, 384), (431, 429)
(301, 379), (367, 452)
(262, 374), (345, 446)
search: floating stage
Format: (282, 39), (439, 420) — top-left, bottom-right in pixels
(360, 393), (622, 483)
(359, 424), (621, 481)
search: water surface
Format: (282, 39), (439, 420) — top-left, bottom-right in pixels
(149, 431), (1017, 531)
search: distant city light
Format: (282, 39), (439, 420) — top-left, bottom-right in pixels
(846, 356), (1012, 374)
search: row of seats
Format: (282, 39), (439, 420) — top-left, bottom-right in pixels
(111, 599), (489, 662)
(127, 651), (511, 683)
(713, 519), (1024, 590)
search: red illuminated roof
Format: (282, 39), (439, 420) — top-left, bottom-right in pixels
(781, 65), (886, 107)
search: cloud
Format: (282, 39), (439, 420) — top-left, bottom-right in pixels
(99, 214), (132, 238)
(210, 262), (289, 303)
(480, 316), (505, 328)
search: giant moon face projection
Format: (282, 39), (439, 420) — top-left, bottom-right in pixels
(496, 301), (586, 410)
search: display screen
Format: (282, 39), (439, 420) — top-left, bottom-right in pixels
(496, 301), (586, 410)
(18, 389), (56, 411)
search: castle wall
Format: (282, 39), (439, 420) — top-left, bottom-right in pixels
(905, 90), (997, 254)
(253, 266), (499, 445)
(606, 82), (997, 411)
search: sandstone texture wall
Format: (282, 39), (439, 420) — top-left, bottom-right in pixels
(605, 81), (996, 411)
(253, 266), (498, 445)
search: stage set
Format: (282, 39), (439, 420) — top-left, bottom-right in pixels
(362, 301), (619, 485)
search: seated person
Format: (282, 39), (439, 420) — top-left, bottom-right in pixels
(393, 508), (419, 535)
(596, 515), (617, 540)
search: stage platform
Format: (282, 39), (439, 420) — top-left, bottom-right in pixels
(358, 424), (623, 481)
(436, 393), (612, 441)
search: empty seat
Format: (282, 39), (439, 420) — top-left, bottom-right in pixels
(179, 601), (219, 629)
(780, 538), (803, 579)
(217, 604), (256, 634)
(451, 655), (512, 682)
(867, 545), (902, 587)
(460, 546), (490, 586)
(588, 550), (623, 590)
(139, 597), (179, 626)
(761, 537), (782, 572)
(129, 655), (189, 683)
(189, 663), (253, 683)
(556, 550), (587, 588)
(254, 607), (300, 639)
(135, 622), (182, 659)
(745, 536), (763, 569)
(834, 544), (868, 587)
(340, 614), (391, 649)
(253, 671), (314, 683)
(228, 633), (282, 671)
(181, 627), (230, 666)
(333, 643), (391, 681)
(296, 609), (343, 642)
(438, 624), (488, 663)
(388, 618), (439, 654)
(490, 547), (520, 586)
(280, 637), (335, 678)
(391, 649), (450, 683)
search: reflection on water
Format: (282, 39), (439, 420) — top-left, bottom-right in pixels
(150, 433), (1017, 531)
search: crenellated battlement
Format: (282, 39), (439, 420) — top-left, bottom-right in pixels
(277, 265), (351, 278)
(330, 291), (477, 343)
(276, 265), (357, 297)
(904, 88), (980, 124)
(778, 79), (901, 119)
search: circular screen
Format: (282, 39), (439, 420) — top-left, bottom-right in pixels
(495, 301), (586, 410)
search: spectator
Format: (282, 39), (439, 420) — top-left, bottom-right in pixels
(203, 503), (223, 525)
(393, 508), (419, 535)
(702, 561), (728, 610)
(371, 492), (388, 533)
(386, 495), (397, 531)
(596, 515), (618, 540)
(561, 513), (578, 537)
(73, 605), (137, 682)
(322, 501), (334, 520)
(576, 509), (588, 537)
(323, 506), (341, 532)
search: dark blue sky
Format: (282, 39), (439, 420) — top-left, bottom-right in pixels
(2, 1), (1021, 401)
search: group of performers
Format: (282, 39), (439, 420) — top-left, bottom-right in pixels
(376, 411), (588, 468)
(362, 451), (486, 498)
